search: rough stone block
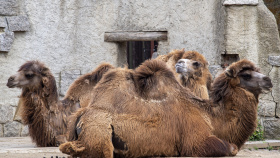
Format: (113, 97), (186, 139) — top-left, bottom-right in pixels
(60, 70), (81, 96)
(0, 30), (14, 51)
(276, 104), (280, 118)
(0, 16), (7, 28)
(0, 0), (19, 16)
(0, 105), (14, 124)
(263, 118), (280, 139)
(6, 15), (31, 32)
(20, 125), (29, 137)
(4, 121), (21, 137)
(268, 56), (280, 66)
(258, 100), (276, 117)
(223, 0), (259, 6)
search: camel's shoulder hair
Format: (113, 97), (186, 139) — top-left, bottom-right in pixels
(211, 59), (258, 104)
(64, 63), (114, 103)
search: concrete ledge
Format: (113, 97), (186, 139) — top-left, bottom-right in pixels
(104, 31), (168, 42)
(242, 140), (280, 149)
(223, 0), (259, 6)
(0, 137), (279, 158)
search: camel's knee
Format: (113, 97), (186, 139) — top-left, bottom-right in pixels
(59, 141), (85, 157)
(196, 135), (238, 157)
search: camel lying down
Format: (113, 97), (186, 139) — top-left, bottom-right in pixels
(60, 59), (272, 157)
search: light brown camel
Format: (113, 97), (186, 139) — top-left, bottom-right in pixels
(157, 49), (212, 99)
(59, 59), (257, 157)
(6, 61), (114, 147)
(176, 59), (273, 149)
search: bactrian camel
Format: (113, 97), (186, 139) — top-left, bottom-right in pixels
(6, 61), (114, 146)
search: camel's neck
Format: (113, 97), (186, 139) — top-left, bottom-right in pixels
(210, 76), (258, 149)
(22, 85), (59, 109)
(180, 74), (209, 99)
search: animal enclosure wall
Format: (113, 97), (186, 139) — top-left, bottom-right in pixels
(0, 0), (280, 139)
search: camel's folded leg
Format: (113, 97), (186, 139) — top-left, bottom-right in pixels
(59, 141), (85, 157)
(195, 135), (238, 157)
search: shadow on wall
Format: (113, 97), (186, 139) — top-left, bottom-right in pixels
(264, 0), (280, 36)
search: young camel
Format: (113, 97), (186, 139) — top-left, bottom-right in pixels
(6, 61), (114, 147)
(176, 59), (273, 149)
(157, 49), (212, 99)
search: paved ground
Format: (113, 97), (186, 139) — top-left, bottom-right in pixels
(0, 137), (279, 158)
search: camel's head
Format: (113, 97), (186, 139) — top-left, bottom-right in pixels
(7, 61), (52, 90)
(225, 59), (273, 95)
(175, 59), (202, 79)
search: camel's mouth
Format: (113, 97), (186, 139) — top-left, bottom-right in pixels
(6, 83), (17, 88)
(175, 65), (183, 73)
(261, 86), (273, 93)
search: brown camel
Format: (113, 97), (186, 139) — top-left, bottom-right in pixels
(6, 61), (114, 147)
(175, 59), (273, 149)
(59, 59), (249, 157)
(157, 49), (212, 99)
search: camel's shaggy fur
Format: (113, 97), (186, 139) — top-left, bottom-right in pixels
(157, 49), (212, 99)
(6, 61), (114, 147)
(60, 60), (239, 157)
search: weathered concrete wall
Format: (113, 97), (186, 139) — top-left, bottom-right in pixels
(0, 0), (224, 136)
(0, 0), (279, 139)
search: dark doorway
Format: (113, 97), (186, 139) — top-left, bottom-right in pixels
(127, 41), (158, 69)
(221, 54), (239, 68)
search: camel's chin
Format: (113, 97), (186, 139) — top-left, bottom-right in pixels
(6, 84), (17, 88)
(261, 87), (272, 93)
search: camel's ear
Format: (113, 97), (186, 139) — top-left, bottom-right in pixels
(225, 68), (236, 78)
(42, 74), (57, 97)
(206, 73), (212, 91)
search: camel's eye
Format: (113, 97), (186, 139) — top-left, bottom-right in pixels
(25, 74), (34, 79)
(241, 74), (251, 80)
(193, 61), (200, 67)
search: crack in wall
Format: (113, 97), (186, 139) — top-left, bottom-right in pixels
(268, 65), (278, 118)
(4, 17), (9, 31)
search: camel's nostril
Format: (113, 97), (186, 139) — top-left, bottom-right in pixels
(8, 77), (14, 82)
(263, 76), (271, 82)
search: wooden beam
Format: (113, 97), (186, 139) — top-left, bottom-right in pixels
(104, 31), (167, 42)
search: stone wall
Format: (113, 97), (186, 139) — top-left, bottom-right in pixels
(0, 0), (279, 139)
(263, 0), (280, 36)
(224, 0), (280, 139)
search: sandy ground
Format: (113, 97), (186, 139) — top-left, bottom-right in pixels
(0, 137), (279, 158)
